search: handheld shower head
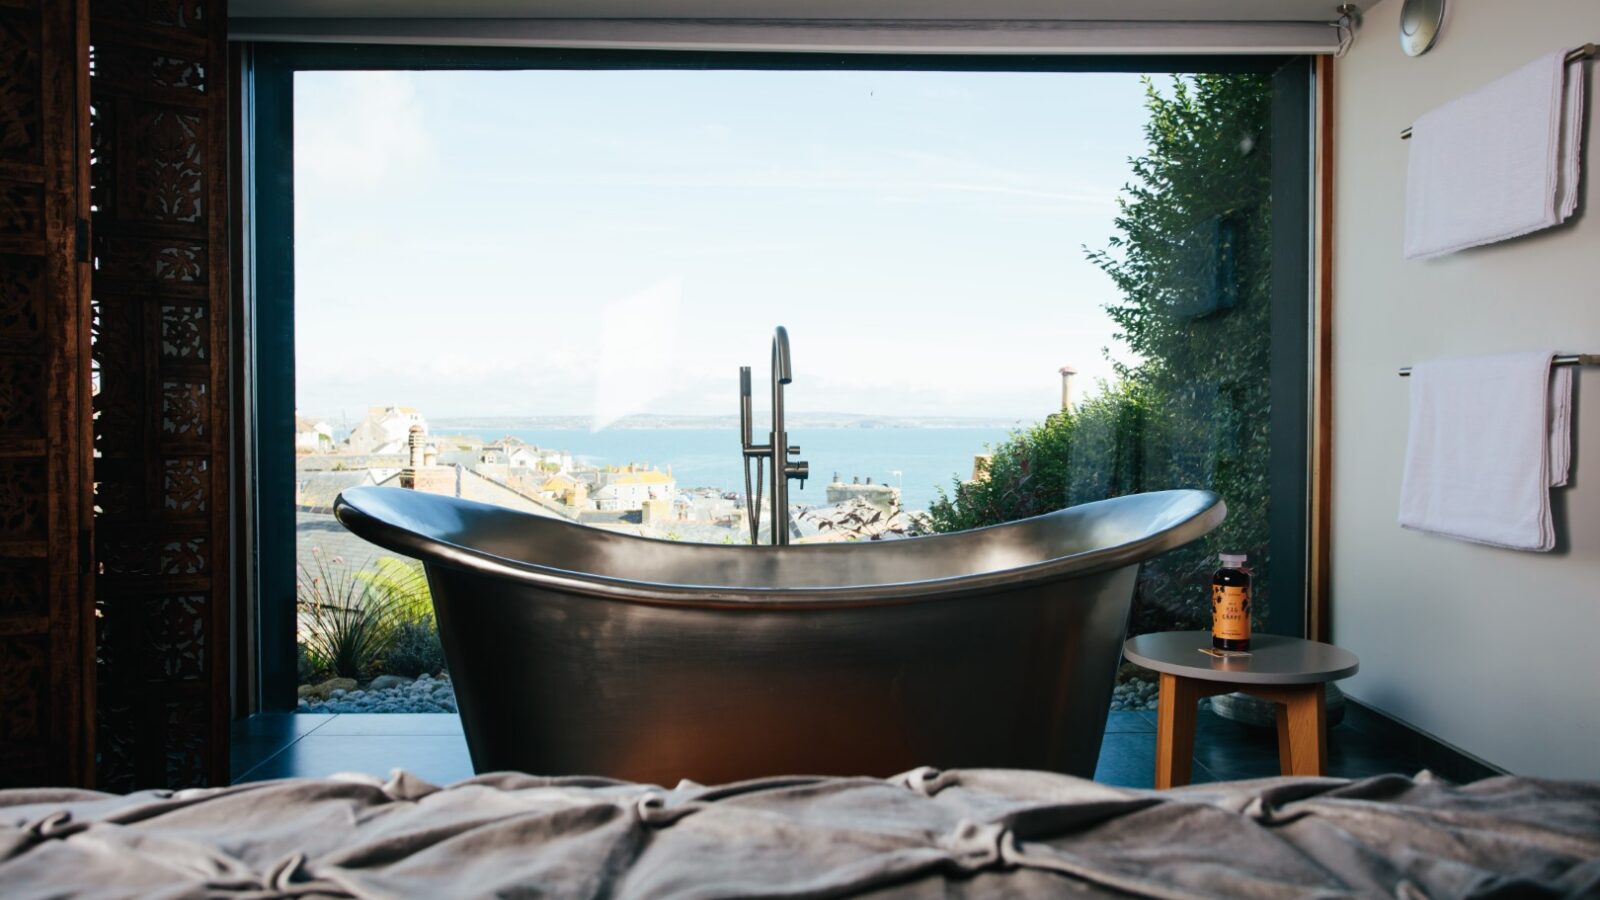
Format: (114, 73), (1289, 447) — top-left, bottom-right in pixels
(739, 366), (753, 448)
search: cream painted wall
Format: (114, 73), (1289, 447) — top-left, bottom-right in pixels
(1332, 0), (1600, 777)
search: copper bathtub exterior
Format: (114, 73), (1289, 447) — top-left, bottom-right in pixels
(334, 486), (1225, 785)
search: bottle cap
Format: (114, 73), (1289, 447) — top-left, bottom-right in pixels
(1219, 553), (1247, 567)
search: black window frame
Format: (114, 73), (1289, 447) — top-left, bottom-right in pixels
(237, 43), (1314, 712)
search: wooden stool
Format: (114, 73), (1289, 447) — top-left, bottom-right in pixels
(1123, 632), (1360, 789)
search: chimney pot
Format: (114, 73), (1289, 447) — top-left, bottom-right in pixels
(408, 426), (425, 472)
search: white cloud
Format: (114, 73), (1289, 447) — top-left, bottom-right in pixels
(463, 168), (1116, 213)
(296, 72), (432, 189)
(589, 279), (684, 430)
(290, 69), (1150, 421)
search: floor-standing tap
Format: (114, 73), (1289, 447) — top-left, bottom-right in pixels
(740, 326), (809, 545)
(768, 327), (810, 544)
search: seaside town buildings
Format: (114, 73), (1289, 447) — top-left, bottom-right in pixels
(295, 404), (936, 578)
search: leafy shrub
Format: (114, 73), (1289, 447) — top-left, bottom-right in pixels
(928, 411), (1076, 533)
(297, 640), (327, 684)
(384, 618), (446, 678)
(358, 557), (432, 622)
(930, 73), (1275, 638)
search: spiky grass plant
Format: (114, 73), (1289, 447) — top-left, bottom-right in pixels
(297, 549), (404, 680)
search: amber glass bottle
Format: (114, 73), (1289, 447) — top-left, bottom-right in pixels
(1211, 554), (1251, 651)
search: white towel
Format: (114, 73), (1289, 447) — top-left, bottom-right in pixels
(1404, 51), (1585, 259)
(1399, 351), (1574, 551)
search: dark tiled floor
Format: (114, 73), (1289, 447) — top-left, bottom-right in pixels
(233, 704), (1426, 788)
(1090, 704), (1429, 788)
(233, 714), (475, 785)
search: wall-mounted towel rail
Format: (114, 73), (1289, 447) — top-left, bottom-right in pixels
(1400, 43), (1597, 139)
(1398, 354), (1599, 376)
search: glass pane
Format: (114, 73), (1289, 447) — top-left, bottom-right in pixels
(290, 68), (1288, 713)
(924, 74), (1280, 710)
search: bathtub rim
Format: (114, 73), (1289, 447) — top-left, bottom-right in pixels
(333, 486), (1225, 609)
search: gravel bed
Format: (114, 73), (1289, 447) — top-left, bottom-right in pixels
(1110, 677), (1158, 711)
(299, 673), (458, 714)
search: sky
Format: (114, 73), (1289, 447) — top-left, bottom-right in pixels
(293, 68), (1157, 425)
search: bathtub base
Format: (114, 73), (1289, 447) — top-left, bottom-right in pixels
(334, 485), (1226, 786)
(429, 564), (1138, 785)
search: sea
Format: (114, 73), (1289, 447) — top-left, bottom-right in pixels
(449, 427), (1015, 512)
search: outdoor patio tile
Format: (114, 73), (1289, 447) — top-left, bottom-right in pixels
(238, 712), (336, 739)
(230, 714), (337, 782)
(309, 713), (464, 736)
(236, 734), (476, 785)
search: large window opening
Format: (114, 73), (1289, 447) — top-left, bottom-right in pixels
(250, 50), (1311, 714)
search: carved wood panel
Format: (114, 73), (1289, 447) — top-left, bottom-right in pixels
(91, 0), (228, 791)
(0, 0), (92, 789)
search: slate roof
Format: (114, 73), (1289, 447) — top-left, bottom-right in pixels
(296, 510), (400, 579)
(372, 466), (577, 521)
(434, 450), (481, 469)
(296, 470), (379, 511)
(297, 453), (407, 472)
(578, 509), (641, 526)
(650, 522), (747, 545)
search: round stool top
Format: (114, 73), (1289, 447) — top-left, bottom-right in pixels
(1123, 631), (1359, 686)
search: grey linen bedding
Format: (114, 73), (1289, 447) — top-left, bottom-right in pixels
(1, 768), (1597, 899)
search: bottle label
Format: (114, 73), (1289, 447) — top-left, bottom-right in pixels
(1212, 585), (1251, 641)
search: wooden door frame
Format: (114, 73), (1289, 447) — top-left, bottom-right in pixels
(1308, 55), (1334, 643)
(228, 46), (1326, 712)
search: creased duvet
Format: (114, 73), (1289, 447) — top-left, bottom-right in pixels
(1, 768), (1598, 898)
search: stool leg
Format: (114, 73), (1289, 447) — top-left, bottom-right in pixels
(1155, 673), (1200, 789)
(1275, 703), (1293, 774)
(1277, 686), (1328, 777)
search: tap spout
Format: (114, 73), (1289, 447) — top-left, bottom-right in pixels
(772, 326), (793, 385)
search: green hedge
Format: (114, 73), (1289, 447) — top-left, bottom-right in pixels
(930, 73), (1274, 636)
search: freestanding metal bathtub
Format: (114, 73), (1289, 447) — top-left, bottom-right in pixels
(334, 486), (1224, 785)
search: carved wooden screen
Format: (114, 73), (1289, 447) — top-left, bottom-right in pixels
(90, 0), (229, 790)
(0, 0), (92, 788)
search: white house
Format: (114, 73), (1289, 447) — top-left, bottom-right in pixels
(484, 441), (572, 474)
(293, 416), (334, 453)
(592, 466), (677, 512)
(344, 405), (427, 455)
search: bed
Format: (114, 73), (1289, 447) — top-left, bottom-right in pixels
(2, 768), (1597, 897)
